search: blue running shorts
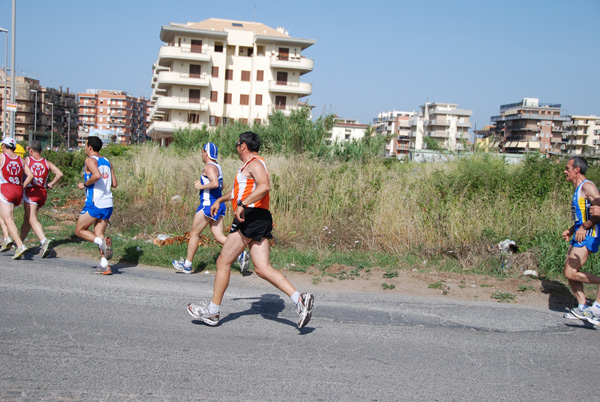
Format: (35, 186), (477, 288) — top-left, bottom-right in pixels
(197, 203), (226, 221)
(81, 205), (113, 220)
(571, 235), (600, 254)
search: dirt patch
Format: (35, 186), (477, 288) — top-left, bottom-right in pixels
(280, 266), (576, 310)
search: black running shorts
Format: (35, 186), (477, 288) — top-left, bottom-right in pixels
(230, 207), (273, 241)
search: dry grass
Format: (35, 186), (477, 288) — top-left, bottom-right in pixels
(110, 146), (571, 258)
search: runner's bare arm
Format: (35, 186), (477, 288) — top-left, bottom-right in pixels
(210, 191), (233, 216)
(110, 163), (117, 188)
(194, 165), (219, 190)
(21, 160), (34, 188)
(46, 161), (64, 190)
(575, 182), (600, 242)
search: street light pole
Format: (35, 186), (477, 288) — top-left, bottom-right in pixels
(65, 110), (70, 149)
(48, 102), (53, 149)
(30, 88), (37, 143)
(0, 27), (7, 138)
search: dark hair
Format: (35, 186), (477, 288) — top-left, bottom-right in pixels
(239, 131), (260, 152)
(3, 143), (15, 151)
(86, 136), (103, 152)
(29, 140), (42, 153)
(570, 156), (588, 175)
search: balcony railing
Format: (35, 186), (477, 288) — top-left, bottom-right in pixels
(268, 80), (312, 96)
(270, 55), (314, 72)
(157, 71), (209, 88)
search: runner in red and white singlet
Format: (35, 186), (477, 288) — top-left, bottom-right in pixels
(20, 141), (63, 258)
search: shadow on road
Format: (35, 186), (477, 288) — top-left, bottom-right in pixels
(541, 279), (576, 312)
(192, 293), (315, 333)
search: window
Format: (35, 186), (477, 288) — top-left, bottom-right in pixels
(240, 118), (248, 124)
(212, 66), (219, 78)
(215, 42), (223, 53)
(225, 93), (232, 104)
(225, 69), (233, 80)
(240, 94), (249, 105)
(255, 94), (262, 105)
(241, 71), (250, 81)
(191, 40), (202, 53)
(254, 118), (261, 125)
(210, 91), (218, 103)
(209, 115), (216, 126)
(190, 64), (201, 78)
(275, 96), (286, 110)
(256, 70), (264, 81)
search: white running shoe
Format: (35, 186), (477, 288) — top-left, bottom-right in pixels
(172, 259), (192, 274)
(12, 245), (29, 260)
(296, 293), (314, 328)
(237, 251), (250, 273)
(187, 300), (220, 326)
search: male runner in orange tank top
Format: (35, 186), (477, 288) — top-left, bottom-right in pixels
(187, 131), (314, 329)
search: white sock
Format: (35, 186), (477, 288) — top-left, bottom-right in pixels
(100, 257), (108, 268)
(40, 238), (47, 245)
(94, 237), (103, 246)
(592, 302), (600, 314)
(209, 302), (220, 315)
(184, 259), (192, 268)
(579, 303), (588, 311)
(291, 291), (300, 305)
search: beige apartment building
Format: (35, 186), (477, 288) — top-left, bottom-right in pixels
(0, 72), (77, 146)
(410, 103), (472, 152)
(78, 90), (149, 145)
(373, 110), (414, 159)
(490, 98), (569, 154)
(148, 18), (316, 144)
(326, 118), (368, 144)
(563, 115), (600, 155)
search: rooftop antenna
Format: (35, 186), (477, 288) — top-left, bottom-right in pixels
(253, 5), (256, 22)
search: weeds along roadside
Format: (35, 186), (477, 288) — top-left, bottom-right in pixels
(36, 143), (600, 283)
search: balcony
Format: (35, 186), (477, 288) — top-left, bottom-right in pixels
(268, 80), (312, 96)
(157, 45), (210, 66)
(147, 121), (206, 138)
(569, 129), (588, 136)
(154, 96), (208, 112)
(492, 113), (570, 123)
(157, 71), (209, 88)
(267, 105), (304, 116)
(457, 121), (471, 128)
(429, 119), (449, 127)
(269, 55), (314, 73)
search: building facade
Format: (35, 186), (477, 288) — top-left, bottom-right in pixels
(327, 118), (368, 144)
(410, 103), (472, 152)
(78, 90), (149, 145)
(489, 98), (569, 154)
(373, 110), (415, 158)
(562, 115), (600, 155)
(0, 72), (77, 147)
(148, 18), (316, 144)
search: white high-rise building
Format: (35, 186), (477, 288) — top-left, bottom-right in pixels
(410, 102), (472, 151)
(563, 115), (600, 155)
(148, 18), (316, 144)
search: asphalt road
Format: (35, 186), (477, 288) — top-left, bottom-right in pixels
(1, 250), (598, 401)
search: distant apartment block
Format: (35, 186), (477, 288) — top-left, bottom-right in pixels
(373, 110), (415, 158)
(0, 72), (77, 146)
(148, 18), (316, 145)
(489, 98), (569, 154)
(563, 115), (600, 155)
(327, 118), (368, 144)
(410, 103), (472, 152)
(78, 90), (149, 145)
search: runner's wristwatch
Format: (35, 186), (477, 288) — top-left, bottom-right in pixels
(237, 200), (245, 207)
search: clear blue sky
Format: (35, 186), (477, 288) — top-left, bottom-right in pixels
(1, 0), (598, 132)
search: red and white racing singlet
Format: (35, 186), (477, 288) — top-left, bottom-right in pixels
(0, 153), (24, 186)
(26, 156), (49, 188)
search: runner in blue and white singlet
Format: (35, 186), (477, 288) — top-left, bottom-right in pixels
(82, 155), (113, 220)
(197, 159), (225, 220)
(570, 179), (600, 253)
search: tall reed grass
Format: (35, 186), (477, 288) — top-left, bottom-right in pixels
(108, 145), (598, 276)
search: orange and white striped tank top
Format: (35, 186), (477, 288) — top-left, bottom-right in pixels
(231, 156), (270, 210)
